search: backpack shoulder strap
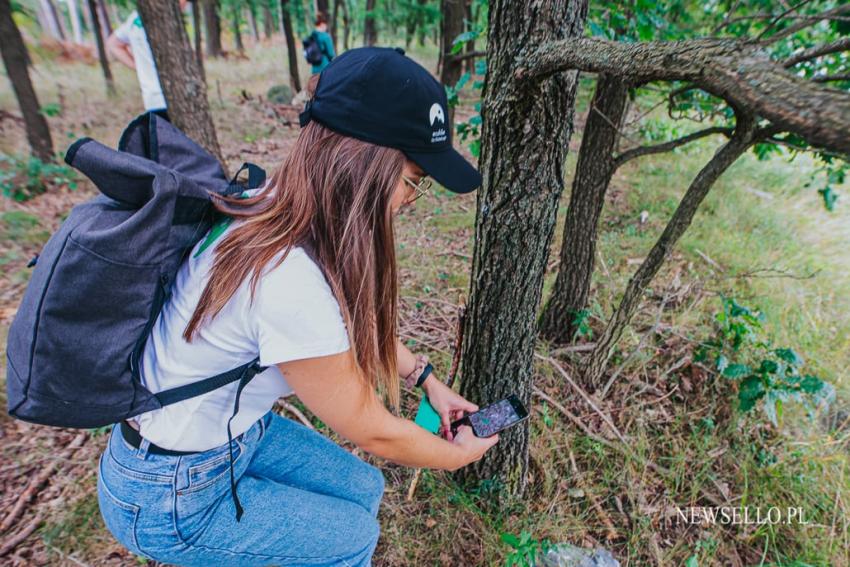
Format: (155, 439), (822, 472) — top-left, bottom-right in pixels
(153, 358), (267, 407)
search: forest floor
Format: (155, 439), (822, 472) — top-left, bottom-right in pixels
(1, 37), (849, 566)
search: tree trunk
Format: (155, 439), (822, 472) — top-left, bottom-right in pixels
(363, 0), (376, 46)
(463, 0), (475, 73)
(582, 115), (759, 388)
(192, 0), (205, 81)
(341, 0), (349, 50)
(38, 0), (63, 39)
(0, 0), (54, 161)
(203, 0), (223, 57)
(280, 0), (301, 93)
(539, 74), (629, 344)
(330, 0), (339, 50)
(231, 4), (244, 52)
(80, 0), (94, 41)
(97, 0), (111, 35)
(137, 0), (224, 167)
(455, 0), (588, 497)
(86, 0), (115, 96)
(247, 3), (260, 41)
(262, 4), (273, 38)
(315, 0), (328, 17)
(439, 0), (464, 125)
(66, 0), (83, 43)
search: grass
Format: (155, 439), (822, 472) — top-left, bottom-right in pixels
(1, 36), (849, 566)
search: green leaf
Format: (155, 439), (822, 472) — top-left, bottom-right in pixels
(774, 348), (803, 367)
(685, 555), (699, 567)
(800, 375), (824, 394)
(450, 30), (478, 54)
(738, 376), (765, 412)
(500, 533), (520, 548)
(723, 364), (751, 379)
(715, 354), (729, 373)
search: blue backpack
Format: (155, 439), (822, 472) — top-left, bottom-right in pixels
(6, 112), (269, 430)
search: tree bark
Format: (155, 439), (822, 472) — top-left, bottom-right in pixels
(438, 0), (465, 126)
(231, 3), (244, 52)
(247, 3), (260, 41)
(262, 4), (273, 38)
(202, 0), (223, 57)
(280, 0), (301, 93)
(49, 0), (69, 40)
(330, 0), (339, 50)
(455, 0), (588, 497)
(137, 0), (224, 167)
(97, 0), (111, 35)
(517, 37), (850, 158)
(192, 0), (205, 81)
(363, 0), (376, 46)
(340, 0), (349, 50)
(0, 0), (54, 161)
(66, 0), (83, 43)
(539, 74), (628, 344)
(582, 114), (759, 388)
(38, 0), (63, 39)
(86, 0), (115, 96)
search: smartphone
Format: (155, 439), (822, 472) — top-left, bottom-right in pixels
(450, 394), (529, 438)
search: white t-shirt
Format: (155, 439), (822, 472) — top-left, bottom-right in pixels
(135, 211), (351, 451)
(113, 11), (167, 111)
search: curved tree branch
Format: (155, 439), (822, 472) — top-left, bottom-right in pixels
(515, 37), (850, 157)
(613, 126), (733, 168)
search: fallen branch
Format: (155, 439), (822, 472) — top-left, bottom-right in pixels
(0, 432), (86, 534)
(279, 400), (315, 430)
(0, 513), (42, 557)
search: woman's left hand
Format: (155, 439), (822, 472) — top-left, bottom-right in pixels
(421, 375), (478, 441)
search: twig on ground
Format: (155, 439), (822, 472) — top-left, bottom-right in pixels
(279, 400), (315, 430)
(0, 432), (86, 534)
(536, 354), (629, 445)
(0, 513), (42, 557)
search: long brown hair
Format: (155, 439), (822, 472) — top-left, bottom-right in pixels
(184, 74), (405, 408)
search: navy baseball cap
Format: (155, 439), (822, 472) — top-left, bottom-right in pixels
(299, 46), (482, 194)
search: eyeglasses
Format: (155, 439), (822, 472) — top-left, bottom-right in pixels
(401, 174), (433, 205)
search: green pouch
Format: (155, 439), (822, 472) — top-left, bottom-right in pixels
(414, 396), (441, 434)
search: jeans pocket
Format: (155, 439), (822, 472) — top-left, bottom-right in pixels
(181, 439), (244, 495)
(97, 455), (143, 555)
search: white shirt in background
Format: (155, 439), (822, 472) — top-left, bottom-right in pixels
(113, 11), (167, 111)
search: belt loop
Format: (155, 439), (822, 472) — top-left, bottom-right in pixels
(136, 437), (151, 460)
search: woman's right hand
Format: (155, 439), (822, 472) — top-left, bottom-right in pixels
(447, 425), (500, 471)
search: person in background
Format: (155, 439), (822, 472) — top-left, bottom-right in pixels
(106, 0), (189, 118)
(308, 12), (335, 74)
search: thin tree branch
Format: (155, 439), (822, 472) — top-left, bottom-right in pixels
(444, 49), (485, 63)
(759, 3), (850, 44)
(755, 0), (816, 42)
(784, 37), (850, 67)
(812, 73), (850, 83)
(613, 126), (733, 168)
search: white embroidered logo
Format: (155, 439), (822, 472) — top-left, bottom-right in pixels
(429, 103), (447, 143)
(429, 103), (445, 126)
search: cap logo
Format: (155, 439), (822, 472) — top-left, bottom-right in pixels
(429, 103), (447, 144)
(429, 103), (445, 126)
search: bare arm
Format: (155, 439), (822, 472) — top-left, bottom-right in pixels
(106, 33), (136, 70)
(277, 349), (498, 470)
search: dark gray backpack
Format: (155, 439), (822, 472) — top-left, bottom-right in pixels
(6, 113), (269, 430)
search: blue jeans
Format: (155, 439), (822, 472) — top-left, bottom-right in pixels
(97, 410), (384, 566)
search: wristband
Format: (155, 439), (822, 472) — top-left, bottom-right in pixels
(414, 363), (433, 389)
(403, 353), (429, 389)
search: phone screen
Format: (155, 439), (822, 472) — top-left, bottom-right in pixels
(467, 397), (526, 437)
